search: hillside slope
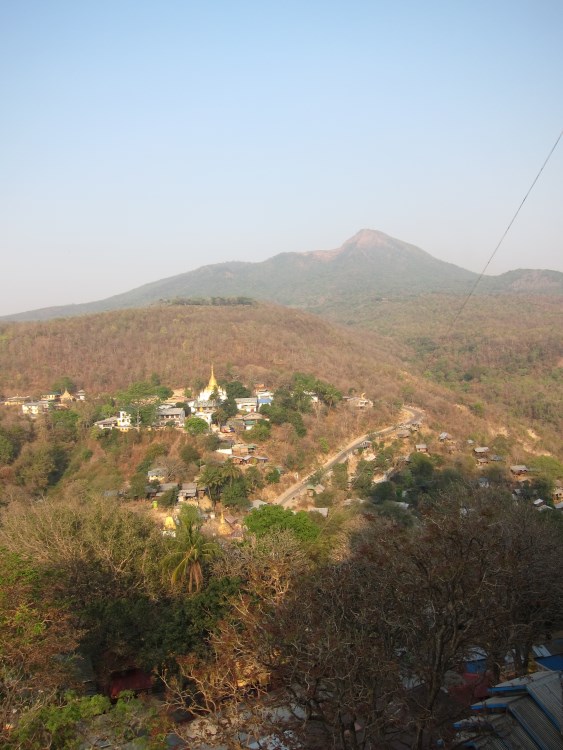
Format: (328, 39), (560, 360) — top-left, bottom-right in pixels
(5, 229), (561, 322)
(0, 302), (406, 396)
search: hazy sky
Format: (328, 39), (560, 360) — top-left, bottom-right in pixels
(1, 1), (562, 315)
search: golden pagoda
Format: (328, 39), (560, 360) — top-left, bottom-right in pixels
(197, 364), (226, 402)
(207, 364), (218, 392)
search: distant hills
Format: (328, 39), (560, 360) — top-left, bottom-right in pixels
(3, 229), (562, 322)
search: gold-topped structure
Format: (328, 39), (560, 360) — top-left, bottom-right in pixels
(197, 365), (226, 402)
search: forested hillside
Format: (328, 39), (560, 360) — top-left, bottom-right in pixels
(0, 302), (405, 396)
(1, 297), (560, 454)
(334, 293), (562, 453)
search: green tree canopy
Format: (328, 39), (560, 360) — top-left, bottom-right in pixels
(185, 417), (209, 435)
(244, 505), (320, 543)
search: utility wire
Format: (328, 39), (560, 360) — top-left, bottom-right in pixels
(448, 128), (563, 334)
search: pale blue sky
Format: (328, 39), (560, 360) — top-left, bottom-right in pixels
(1, 1), (562, 315)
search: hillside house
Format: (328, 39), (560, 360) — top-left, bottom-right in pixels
(4, 395), (31, 406)
(95, 416), (119, 430)
(147, 467), (166, 483)
(116, 411), (133, 430)
(155, 405), (185, 428)
(94, 411), (133, 431)
(415, 443), (428, 453)
(439, 432), (452, 441)
(41, 392), (60, 403)
(242, 414), (267, 430)
(253, 384), (273, 406)
(178, 482), (197, 501)
(235, 397), (258, 413)
(510, 465), (528, 476)
(396, 429), (411, 439)
(232, 454), (253, 465)
(473, 446), (489, 455)
(22, 400), (50, 416)
(189, 399), (216, 425)
(157, 481), (178, 496)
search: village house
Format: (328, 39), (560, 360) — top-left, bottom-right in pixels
(179, 481), (213, 512)
(241, 413), (268, 430)
(232, 443), (249, 456)
(147, 467), (167, 483)
(94, 410), (133, 431)
(189, 400), (216, 425)
(156, 481), (178, 497)
(177, 482), (197, 501)
(3, 395), (31, 406)
(41, 392), (60, 403)
(235, 397), (259, 413)
(473, 446), (489, 455)
(254, 385), (273, 407)
(510, 464), (528, 476)
(155, 405), (185, 428)
(415, 443), (428, 453)
(22, 400), (51, 416)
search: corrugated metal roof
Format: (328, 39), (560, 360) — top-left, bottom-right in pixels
(488, 713), (541, 750)
(509, 696), (563, 750)
(472, 694), (522, 712)
(527, 671), (563, 731)
(466, 736), (509, 750)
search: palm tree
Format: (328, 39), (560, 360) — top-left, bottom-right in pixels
(220, 459), (242, 486)
(164, 516), (219, 594)
(200, 464), (224, 506)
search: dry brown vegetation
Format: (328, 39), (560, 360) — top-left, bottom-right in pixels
(0, 303), (406, 398)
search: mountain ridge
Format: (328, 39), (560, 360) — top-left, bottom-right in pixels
(3, 229), (562, 321)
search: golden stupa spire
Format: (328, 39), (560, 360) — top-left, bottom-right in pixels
(208, 364), (218, 391)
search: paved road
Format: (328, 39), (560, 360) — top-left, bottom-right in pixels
(274, 407), (424, 508)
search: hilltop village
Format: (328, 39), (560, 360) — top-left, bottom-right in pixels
(1, 362), (563, 750)
(2, 365), (561, 531)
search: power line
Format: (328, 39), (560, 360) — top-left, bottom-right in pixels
(448, 128), (563, 334)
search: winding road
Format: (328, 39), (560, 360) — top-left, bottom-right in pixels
(274, 406), (424, 508)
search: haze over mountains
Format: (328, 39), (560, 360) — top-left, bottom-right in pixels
(4, 229), (562, 322)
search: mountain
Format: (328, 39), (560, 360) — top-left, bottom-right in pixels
(3, 229), (562, 322)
